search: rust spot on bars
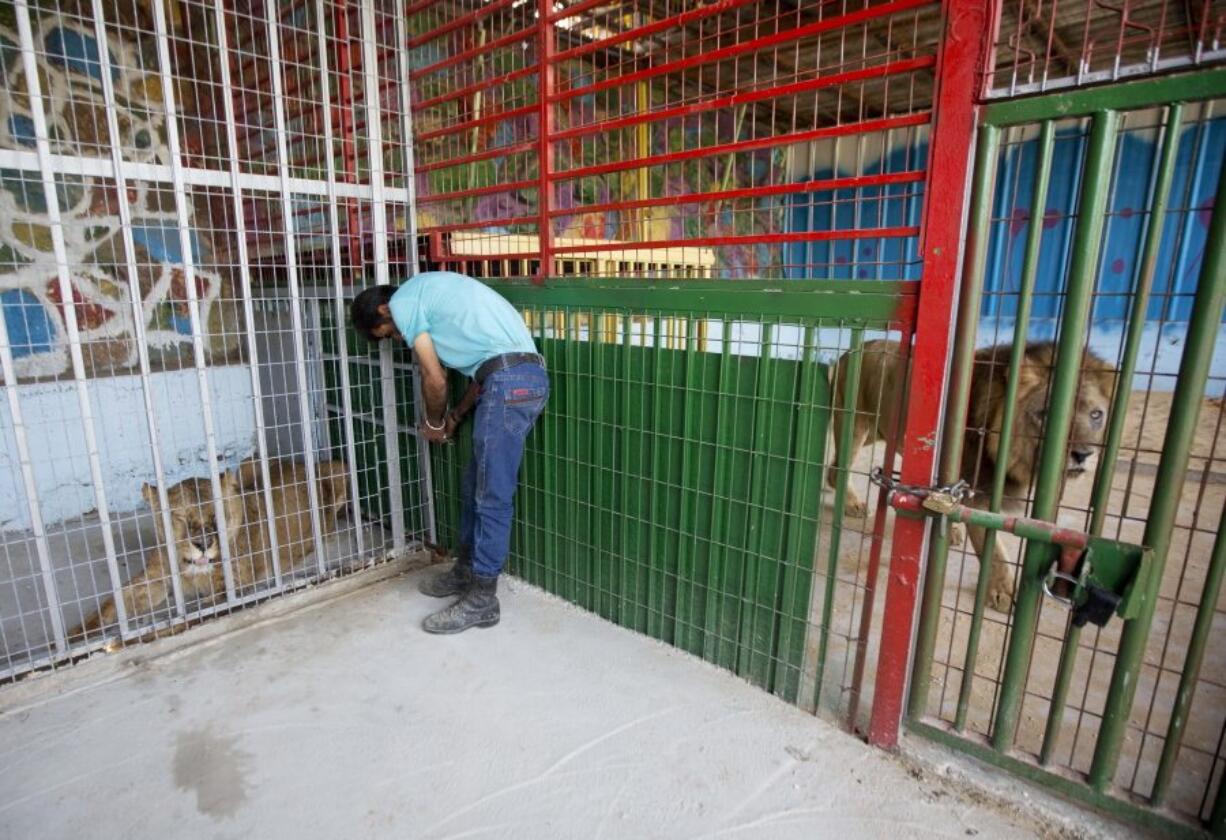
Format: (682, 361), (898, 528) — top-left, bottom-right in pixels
(1050, 527), (1090, 549)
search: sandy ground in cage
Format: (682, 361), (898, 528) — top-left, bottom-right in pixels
(828, 390), (1226, 821)
(0, 563), (1139, 840)
(0, 507), (391, 671)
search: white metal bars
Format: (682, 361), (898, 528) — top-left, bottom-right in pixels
(212, 0), (286, 590)
(14, 0), (130, 637)
(89, 0), (187, 619)
(396, 0), (437, 544)
(362, 1), (406, 552)
(316, 0), (367, 558)
(150, 0), (240, 601)
(264, 0), (329, 576)
(0, 0), (424, 678)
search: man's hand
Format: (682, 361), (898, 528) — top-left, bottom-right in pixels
(419, 419), (450, 445)
(418, 410), (460, 445)
(443, 410), (461, 439)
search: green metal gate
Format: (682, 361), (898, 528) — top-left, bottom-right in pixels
(905, 68), (1226, 836)
(430, 279), (913, 711)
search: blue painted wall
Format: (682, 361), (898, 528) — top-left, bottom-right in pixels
(984, 118), (1224, 327)
(786, 113), (1226, 392)
(786, 141), (926, 281)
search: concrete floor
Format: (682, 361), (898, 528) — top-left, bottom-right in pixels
(0, 566), (1085, 840)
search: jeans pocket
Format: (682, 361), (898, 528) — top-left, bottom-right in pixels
(502, 385), (547, 435)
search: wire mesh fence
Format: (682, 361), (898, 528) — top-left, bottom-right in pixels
(6, 4), (1220, 834)
(409, 0), (944, 282)
(425, 281), (916, 723)
(402, 0), (981, 730)
(0, 0), (427, 680)
(987, 0), (1226, 98)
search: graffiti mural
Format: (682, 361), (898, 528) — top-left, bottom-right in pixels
(0, 12), (240, 382)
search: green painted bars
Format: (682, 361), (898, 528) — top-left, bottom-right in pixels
(905, 68), (1226, 837)
(428, 278), (914, 711)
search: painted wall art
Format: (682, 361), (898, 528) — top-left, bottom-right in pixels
(0, 9), (241, 383)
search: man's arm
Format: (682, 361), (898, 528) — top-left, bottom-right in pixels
(412, 332), (449, 432)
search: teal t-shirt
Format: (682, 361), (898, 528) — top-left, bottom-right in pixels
(387, 272), (537, 377)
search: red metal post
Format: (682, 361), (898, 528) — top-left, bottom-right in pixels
(417, 178), (538, 204)
(407, 0), (518, 48)
(427, 56), (930, 149)
(866, 0), (993, 749)
(416, 103), (537, 143)
(411, 24), (536, 81)
(548, 0), (629, 23)
(546, 171), (926, 219)
(419, 179), (539, 204)
(551, 228), (919, 254)
(536, 0), (555, 283)
(425, 215), (539, 235)
(414, 141), (536, 174)
(413, 64), (537, 112)
(551, 0), (759, 62)
(403, 0), (439, 16)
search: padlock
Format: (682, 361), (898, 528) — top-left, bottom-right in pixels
(922, 492), (959, 516)
(1071, 584), (1122, 628)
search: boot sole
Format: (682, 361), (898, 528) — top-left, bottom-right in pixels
(418, 585), (466, 598)
(418, 575), (472, 598)
(421, 616), (500, 635)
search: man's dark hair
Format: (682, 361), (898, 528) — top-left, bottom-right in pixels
(351, 285), (396, 340)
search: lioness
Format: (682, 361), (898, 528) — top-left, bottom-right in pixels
(73, 457), (350, 637)
(830, 339), (1114, 611)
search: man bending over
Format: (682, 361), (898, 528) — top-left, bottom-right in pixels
(351, 272), (548, 634)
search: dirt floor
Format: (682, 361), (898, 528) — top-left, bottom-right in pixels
(830, 390), (1226, 825)
(0, 565), (1134, 840)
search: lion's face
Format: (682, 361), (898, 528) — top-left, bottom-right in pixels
(1012, 377), (1110, 477)
(1067, 381), (1110, 474)
(142, 473), (244, 575)
(987, 349), (1114, 487)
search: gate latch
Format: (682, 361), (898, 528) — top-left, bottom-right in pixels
(1040, 539), (1150, 628)
(873, 469), (1151, 627)
(1043, 555), (1123, 628)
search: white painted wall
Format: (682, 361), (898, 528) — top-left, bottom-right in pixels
(0, 367), (257, 531)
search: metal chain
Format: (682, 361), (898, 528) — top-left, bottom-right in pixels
(868, 467), (974, 506)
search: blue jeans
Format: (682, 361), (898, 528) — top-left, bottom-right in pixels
(458, 363), (549, 578)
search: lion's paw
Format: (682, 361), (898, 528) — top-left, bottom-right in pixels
(843, 495), (868, 519)
(987, 577), (1015, 613)
(950, 522), (966, 547)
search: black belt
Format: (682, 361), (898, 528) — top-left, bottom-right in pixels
(474, 352), (545, 384)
